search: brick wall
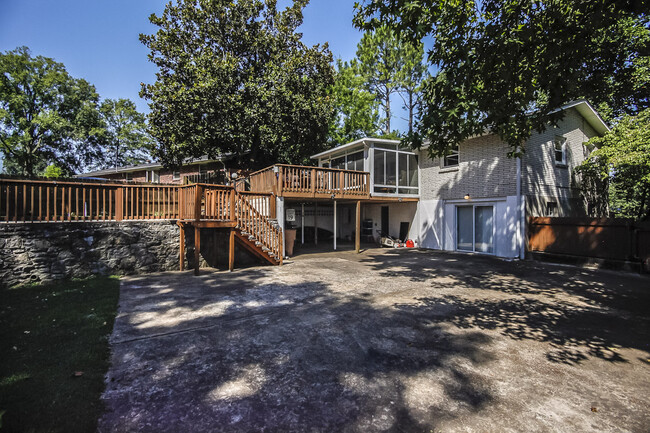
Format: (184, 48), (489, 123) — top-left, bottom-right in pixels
(419, 134), (517, 201)
(523, 107), (598, 216)
(418, 106), (598, 216)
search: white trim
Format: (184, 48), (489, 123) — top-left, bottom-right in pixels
(310, 137), (402, 159)
(446, 196), (506, 204)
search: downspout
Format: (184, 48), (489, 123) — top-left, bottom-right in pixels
(516, 156), (525, 259)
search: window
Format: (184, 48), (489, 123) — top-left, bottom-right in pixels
(373, 146), (418, 195)
(146, 170), (160, 183)
(172, 170), (181, 181)
(124, 172), (132, 181)
(546, 201), (558, 217)
(443, 145), (459, 167)
(554, 136), (567, 166)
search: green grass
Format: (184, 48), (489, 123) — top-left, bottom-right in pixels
(0, 277), (120, 433)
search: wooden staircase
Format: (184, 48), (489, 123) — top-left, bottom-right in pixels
(179, 185), (283, 272)
(234, 193), (283, 265)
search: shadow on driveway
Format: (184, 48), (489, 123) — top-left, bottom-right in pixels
(98, 249), (650, 432)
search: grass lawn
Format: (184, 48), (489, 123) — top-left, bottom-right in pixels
(0, 277), (120, 433)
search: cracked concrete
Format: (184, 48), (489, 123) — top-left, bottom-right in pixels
(99, 248), (650, 432)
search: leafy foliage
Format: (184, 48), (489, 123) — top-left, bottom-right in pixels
(140, 0), (335, 169)
(576, 109), (650, 220)
(328, 58), (381, 144)
(99, 98), (153, 169)
(42, 164), (64, 178)
(354, 0), (650, 158)
(356, 25), (405, 135)
(0, 47), (104, 176)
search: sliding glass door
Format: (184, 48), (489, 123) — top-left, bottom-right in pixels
(456, 205), (494, 254)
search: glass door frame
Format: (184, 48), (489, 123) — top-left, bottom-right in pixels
(455, 204), (496, 255)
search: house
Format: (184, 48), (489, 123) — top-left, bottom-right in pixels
(75, 155), (237, 185)
(269, 100), (609, 260)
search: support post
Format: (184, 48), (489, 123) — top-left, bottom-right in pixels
(301, 203), (305, 244)
(229, 228), (235, 271)
(314, 201), (318, 245)
(179, 223), (185, 270)
(333, 200), (337, 250)
(355, 200), (361, 253)
(194, 226), (200, 276)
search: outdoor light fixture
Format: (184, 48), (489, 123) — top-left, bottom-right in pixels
(464, 193), (471, 200)
(272, 166), (279, 174)
(230, 172), (239, 180)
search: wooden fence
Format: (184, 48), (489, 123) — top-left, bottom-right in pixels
(528, 217), (650, 270)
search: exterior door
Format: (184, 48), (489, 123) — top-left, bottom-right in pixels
(456, 205), (494, 254)
(381, 206), (389, 236)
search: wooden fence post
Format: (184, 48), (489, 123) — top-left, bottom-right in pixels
(230, 188), (236, 222)
(194, 184), (202, 222)
(115, 187), (124, 221)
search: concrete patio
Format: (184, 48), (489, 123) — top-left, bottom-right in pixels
(99, 249), (650, 432)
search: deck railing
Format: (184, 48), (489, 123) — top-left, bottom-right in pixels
(0, 178), (278, 224)
(248, 164), (370, 198)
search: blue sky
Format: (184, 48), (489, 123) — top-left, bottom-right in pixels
(0, 1), (388, 112)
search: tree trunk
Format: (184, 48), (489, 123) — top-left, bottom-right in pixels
(385, 92), (391, 135)
(408, 90), (413, 133)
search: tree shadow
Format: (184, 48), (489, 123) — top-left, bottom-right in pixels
(99, 270), (497, 432)
(360, 249), (650, 366)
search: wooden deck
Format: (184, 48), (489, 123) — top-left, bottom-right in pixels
(248, 164), (418, 202)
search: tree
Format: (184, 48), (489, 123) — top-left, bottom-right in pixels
(0, 46), (104, 176)
(328, 58), (381, 144)
(356, 25), (404, 135)
(140, 0), (335, 169)
(396, 39), (427, 134)
(354, 1), (650, 158)
(99, 98), (153, 169)
(576, 109), (650, 220)
(42, 164), (64, 178)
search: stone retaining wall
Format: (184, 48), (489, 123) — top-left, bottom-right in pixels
(0, 221), (180, 288)
(0, 221), (266, 288)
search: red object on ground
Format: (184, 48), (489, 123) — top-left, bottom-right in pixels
(405, 240), (415, 248)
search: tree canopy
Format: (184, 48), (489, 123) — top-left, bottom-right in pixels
(99, 98), (153, 169)
(0, 47), (104, 176)
(328, 58), (381, 144)
(576, 108), (650, 220)
(140, 0), (335, 169)
(354, 0), (650, 158)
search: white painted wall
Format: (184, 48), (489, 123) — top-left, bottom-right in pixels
(420, 196), (519, 258)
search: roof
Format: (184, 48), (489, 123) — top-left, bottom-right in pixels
(75, 155), (224, 178)
(551, 100), (610, 135)
(310, 137), (402, 160)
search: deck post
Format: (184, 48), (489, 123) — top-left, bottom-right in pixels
(115, 187), (124, 221)
(314, 201), (318, 245)
(229, 228), (235, 271)
(301, 203), (305, 244)
(179, 223), (185, 271)
(194, 225), (200, 276)
(333, 200), (337, 250)
(194, 184), (202, 222)
(355, 200), (361, 253)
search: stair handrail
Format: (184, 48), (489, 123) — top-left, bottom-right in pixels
(235, 191), (283, 264)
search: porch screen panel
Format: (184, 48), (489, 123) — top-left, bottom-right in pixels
(385, 151), (396, 185)
(374, 150), (385, 184)
(457, 206), (473, 251)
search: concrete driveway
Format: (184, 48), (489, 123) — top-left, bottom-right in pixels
(99, 249), (650, 432)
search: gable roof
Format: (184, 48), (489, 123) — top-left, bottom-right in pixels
(552, 100), (610, 135)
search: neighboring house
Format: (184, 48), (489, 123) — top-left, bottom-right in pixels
(301, 100), (609, 259)
(75, 156), (234, 185)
